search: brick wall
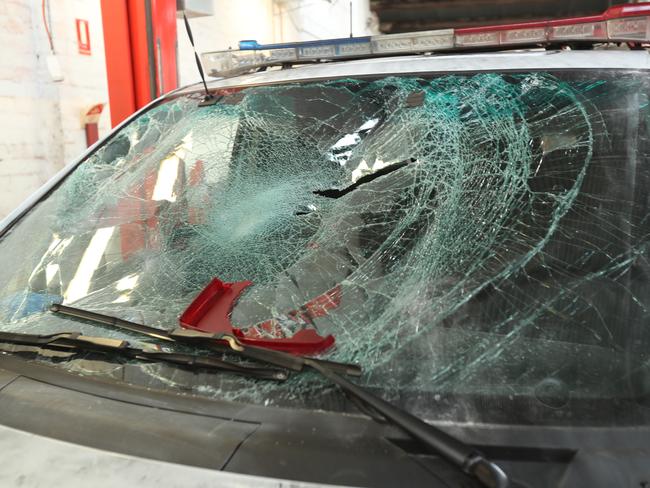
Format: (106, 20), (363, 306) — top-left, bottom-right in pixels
(0, 0), (110, 219)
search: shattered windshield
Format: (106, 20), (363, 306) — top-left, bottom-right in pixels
(1, 71), (649, 426)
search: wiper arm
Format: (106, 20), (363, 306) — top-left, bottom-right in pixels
(50, 304), (361, 377)
(304, 359), (509, 488)
(0, 330), (288, 381)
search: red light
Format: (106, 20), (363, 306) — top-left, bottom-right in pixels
(603, 3), (650, 19)
(549, 21), (608, 41)
(608, 16), (650, 40)
(454, 2), (650, 47)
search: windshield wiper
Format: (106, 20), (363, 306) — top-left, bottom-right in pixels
(48, 304), (507, 487)
(0, 330), (288, 381)
(305, 359), (509, 488)
(50, 304), (361, 377)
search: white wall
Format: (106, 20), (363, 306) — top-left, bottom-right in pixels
(0, 0), (110, 219)
(177, 0), (277, 87)
(275, 0), (375, 42)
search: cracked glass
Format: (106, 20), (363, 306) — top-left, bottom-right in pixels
(0, 70), (649, 426)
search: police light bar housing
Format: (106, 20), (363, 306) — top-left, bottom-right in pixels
(202, 2), (650, 78)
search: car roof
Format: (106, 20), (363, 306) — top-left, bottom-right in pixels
(175, 49), (650, 96)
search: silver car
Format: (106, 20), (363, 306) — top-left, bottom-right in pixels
(1, 10), (650, 487)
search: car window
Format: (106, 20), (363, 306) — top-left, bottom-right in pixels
(0, 71), (649, 426)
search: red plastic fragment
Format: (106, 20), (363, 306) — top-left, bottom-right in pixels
(179, 278), (337, 355)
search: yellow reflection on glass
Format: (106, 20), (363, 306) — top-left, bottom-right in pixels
(351, 159), (371, 182)
(152, 133), (193, 202)
(45, 263), (60, 286)
(64, 226), (116, 303)
(115, 274), (139, 291)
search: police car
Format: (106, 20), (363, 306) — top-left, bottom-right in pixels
(1, 3), (650, 487)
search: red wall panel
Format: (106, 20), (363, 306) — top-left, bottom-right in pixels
(126, 0), (154, 109)
(100, 0), (136, 128)
(101, 0), (178, 127)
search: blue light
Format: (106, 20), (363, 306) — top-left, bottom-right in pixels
(239, 40), (261, 50)
(238, 36), (372, 52)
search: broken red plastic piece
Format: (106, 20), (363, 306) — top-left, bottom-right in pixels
(179, 278), (337, 355)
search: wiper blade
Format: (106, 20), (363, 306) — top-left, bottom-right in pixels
(50, 304), (361, 377)
(50, 304), (175, 342)
(0, 330), (127, 350)
(0, 330), (288, 381)
(131, 350), (288, 380)
(304, 359), (509, 488)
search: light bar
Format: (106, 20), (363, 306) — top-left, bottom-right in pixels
(371, 29), (454, 53)
(202, 31), (455, 77)
(202, 2), (650, 78)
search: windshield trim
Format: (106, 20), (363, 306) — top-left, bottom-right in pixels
(181, 50), (650, 93)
